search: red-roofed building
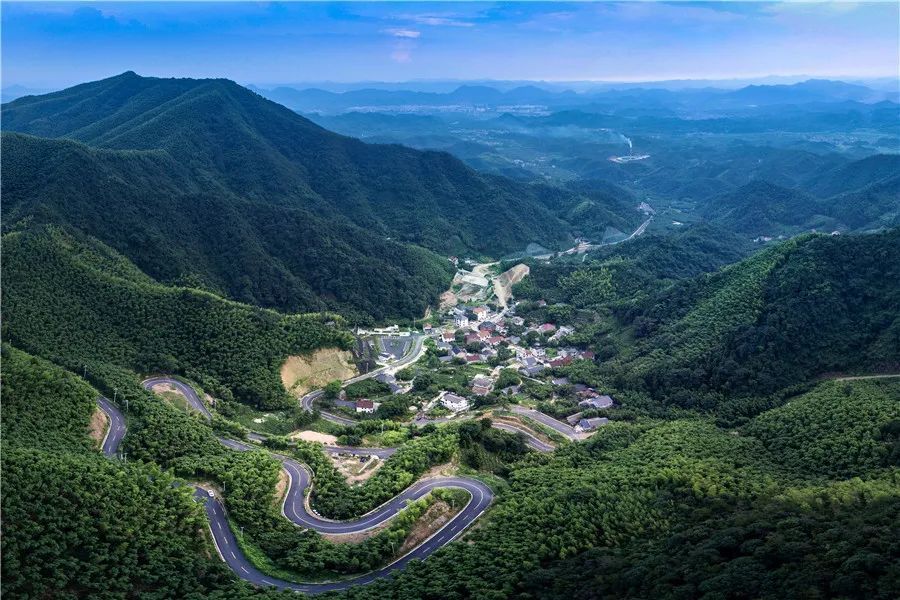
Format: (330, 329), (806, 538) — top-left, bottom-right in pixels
(539, 323), (557, 333)
(549, 356), (573, 368)
(355, 399), (375, 413)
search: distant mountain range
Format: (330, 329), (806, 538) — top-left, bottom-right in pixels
(698, 155), (900, 235)
(249, 78), (899, 115)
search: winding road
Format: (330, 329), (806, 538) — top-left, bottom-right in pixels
(97, 396), (126, 457)
(97, 376), (494, 592)
(142, 376), (211, 418)
(490, 421), (556, 452)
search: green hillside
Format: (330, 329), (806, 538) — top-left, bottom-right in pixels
(339, 378), (900, 600)
(699, 180), (831, 236)
(1, 225), (351, 409)
(1, 73), (594, 321)
(0, 345), (235, 598)
(610, 229), (900, 416)
(1, 131), (455, 322)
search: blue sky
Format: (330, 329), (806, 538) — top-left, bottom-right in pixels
(3, 2), (898, 87)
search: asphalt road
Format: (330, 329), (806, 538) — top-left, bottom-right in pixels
(210, 436), (493, 591)
(97, 396), (126, 457)
(510, 405), (578, 441)
(490, 422), (554, 452)
(93, 367), (492, 592)
(142, 376), (212, 419)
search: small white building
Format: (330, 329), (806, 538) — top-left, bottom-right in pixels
(441, 393), (470, 413)
(454, 314), (470, 329)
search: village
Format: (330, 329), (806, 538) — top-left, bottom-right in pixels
(324, 261), (617, 436)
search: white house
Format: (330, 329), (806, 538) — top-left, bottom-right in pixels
(441, 393), (470, 413)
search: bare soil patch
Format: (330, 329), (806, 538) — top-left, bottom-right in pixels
(281, 349), (358, 397)
(494, 263), (529, 308)
(151, 382), (178, 394)
(330, 454), (384, 485)
(88, 408), (109, 447)
(398, 500), (459, 555)
(290, 430), (339, 444)
(439, 290), (458, 309)
(422, 461), (458, 479)
(274, 469), (289, 506)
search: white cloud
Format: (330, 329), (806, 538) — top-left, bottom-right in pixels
(383, 27), (421, 39)
(403, 14), (474, 27)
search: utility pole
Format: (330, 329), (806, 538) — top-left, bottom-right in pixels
(83, 365), (88, 378)
(113, 387), (118, 403)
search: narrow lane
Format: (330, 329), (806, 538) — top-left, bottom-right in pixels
(490, 422), (554, 452)
(97, 396), (126, 457)
(510, 405), (578, 441)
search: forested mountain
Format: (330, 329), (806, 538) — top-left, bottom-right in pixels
(1, 72), (603, 321)
(696, 156), (900, 236)
(1, 345), (237, 597)
(337, 378), (900, 600)
(609, 229), (900, 416)
(699, 181), (829, 236)
(2, 225), (351, 409)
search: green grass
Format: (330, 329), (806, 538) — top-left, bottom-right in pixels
(225, 403), (301, 436)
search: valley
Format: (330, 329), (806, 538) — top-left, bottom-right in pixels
(2, 57), (898, 600)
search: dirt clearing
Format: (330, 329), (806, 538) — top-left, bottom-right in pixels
(88, 408), (109, 447)
(330, 454), (384, 485)
(398, 500), (460, 554)
(494, 264), (529, 308)
(281, 348), (358, 396)
(290, 430), (338, 444)
(274, 469), (289, 505)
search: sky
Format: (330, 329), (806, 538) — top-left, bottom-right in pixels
(2, 1), (899, 88)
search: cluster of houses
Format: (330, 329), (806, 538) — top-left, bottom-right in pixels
(429, 304), (511, 364)
(515, 345), (595, 377)
(429, 304), (594, 373)
(549, 377), (615, 432)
